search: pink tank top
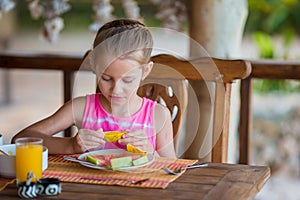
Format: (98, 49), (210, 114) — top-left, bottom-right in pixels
(81, 93), (157, 150)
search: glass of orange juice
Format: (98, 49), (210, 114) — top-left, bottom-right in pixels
(16, 137), (43, 183)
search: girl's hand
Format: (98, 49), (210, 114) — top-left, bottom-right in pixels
(118, 130), (154, 154)
(74, 128), (105, 152)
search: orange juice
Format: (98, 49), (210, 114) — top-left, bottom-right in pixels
(16, 138), (43, 183)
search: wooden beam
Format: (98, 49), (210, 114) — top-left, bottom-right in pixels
(0, 52), (251, 83)
(250, 60), (300, 80)
(151, 54), (251, 83)
(0, 51), (84, 71)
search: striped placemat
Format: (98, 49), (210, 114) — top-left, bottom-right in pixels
(43, 154), (197, 189)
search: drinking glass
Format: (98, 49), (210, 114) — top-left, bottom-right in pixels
(15, 137), (43, 183)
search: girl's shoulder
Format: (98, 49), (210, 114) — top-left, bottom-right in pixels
(154, 102), (171, 132)
(71, 96), (87, 106)
(141, 97), (170, 119)
(71, 96), (87, 122)
(72, 93), (99, 106)
(154, 103), (171, 118)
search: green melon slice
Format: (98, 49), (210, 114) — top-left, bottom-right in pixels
(133, 156), (149, 166)
(85, 155), (100, 165)
(110, 156), (132, 170)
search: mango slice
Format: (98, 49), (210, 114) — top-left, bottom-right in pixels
(126, 144), (148, 156)
(103, 131), (126, 142)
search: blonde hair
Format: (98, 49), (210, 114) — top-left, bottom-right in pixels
(93, 19), (153, 64)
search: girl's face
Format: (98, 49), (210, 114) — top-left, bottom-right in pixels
(98, 58), (150, 106)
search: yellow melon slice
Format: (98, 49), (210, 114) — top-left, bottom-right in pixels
(103, 131), (126, 142)
(126, 144), (148, 156)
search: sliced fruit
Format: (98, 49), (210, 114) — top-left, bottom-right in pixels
(103, 131), (126, 142)
(126, 144), (148, 156)
(85, 155), (100, 165)
(110, 156), (132, 170)
(133, 156), (148, 166)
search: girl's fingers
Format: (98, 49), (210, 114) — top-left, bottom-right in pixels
(122, 130), (147, 140)
(124, 130), (144, 137)
(77, 129), (105, 151)
(81, 139), (105, 151)
(130, 140), (148, 146)
(119, 129), (148, 145)
(120, 136), (146, 144)
(96, 128), (105, 138)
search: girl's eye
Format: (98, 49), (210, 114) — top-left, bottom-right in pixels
(123, 78), (134, 83)
(101, 76), (111, 82)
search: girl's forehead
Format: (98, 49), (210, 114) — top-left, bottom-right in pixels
(103, 58), (142, 77)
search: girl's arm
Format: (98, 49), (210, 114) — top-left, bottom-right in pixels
(11, 97), (86, 154)
(154, 104), (177, 158)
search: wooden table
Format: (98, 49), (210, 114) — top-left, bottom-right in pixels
(0, 162), (270, 200)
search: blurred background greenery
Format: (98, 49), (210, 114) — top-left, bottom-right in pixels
(246, 0), (300, 35)
(246, 0), (300, 93)
(14, 0), (300, 33)
(15, 0), (162, 30)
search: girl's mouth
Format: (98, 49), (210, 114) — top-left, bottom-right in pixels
(110, 95), (124, 101)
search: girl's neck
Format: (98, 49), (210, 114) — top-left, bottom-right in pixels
(99, 94), (143, 117)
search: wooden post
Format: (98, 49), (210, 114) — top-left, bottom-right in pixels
(185, 0), (248, 163)
(0, 11), (15, 105)
(239, 77), (253, 164)
(182, 0), (216, 162)
(188, 0), (215, 56)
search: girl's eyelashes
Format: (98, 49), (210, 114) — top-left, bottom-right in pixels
(122, 78), (134, 83)
(101, 75), (135, 83)
(101, 75), (111, 82)
(100, 73), (137, 84)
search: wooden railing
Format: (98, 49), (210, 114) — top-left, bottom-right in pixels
(0, 51), (85, 103)
(239, 59), (300, 164)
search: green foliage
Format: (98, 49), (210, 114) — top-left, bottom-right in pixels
(252, 29), (296, 59)
(252, 31), (274, 59)
(15, 0), (161, 31)
(246, 0), (300, 34)
(248, 0), (300, 94)
(253, 79), (300, 94)
(282, 27), (296, 59)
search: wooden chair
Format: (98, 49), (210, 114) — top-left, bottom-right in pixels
(137, 78), (188, 155)
(141, 54), (251, 163)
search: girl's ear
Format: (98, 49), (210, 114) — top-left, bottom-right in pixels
(142, 61), (154, 80)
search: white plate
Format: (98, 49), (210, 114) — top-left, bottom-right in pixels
(77, 149), (154, 171)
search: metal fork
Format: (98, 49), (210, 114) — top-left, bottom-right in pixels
(63, 156), (96, 166)
(162, 163), (209, 175)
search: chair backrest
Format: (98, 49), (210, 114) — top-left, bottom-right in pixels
(137, 83), (185, 139)
(137, 78), (188, 154)
(144, 54), (251, 163)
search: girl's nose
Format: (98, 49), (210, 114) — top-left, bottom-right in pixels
(112, 80), (123, 94)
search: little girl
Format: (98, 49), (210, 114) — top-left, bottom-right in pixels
(12, 19), (176, 158)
